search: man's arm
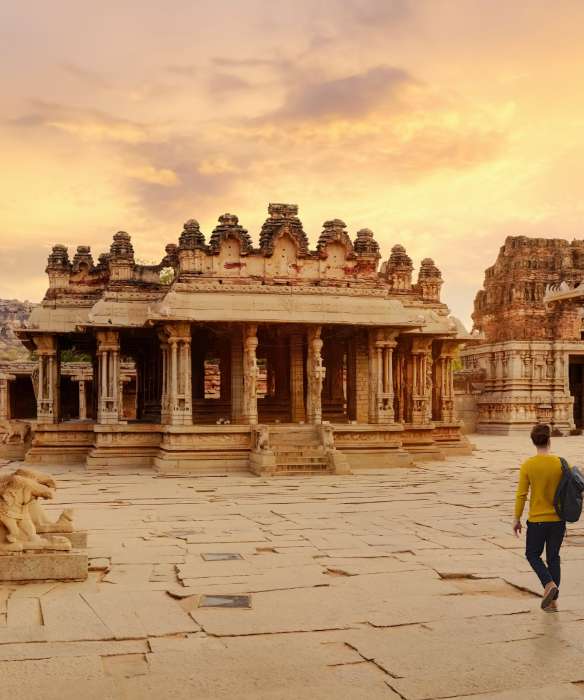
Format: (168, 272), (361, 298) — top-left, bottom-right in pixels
(513, 462), (529, 535)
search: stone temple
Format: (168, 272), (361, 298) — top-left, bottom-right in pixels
(1, 203), (471, 473)
(460, 235), (584, 434)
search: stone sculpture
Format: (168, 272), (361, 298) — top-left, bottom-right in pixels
(0, 420), (31, 445)
(0, 468), (72, 553)
(254, 425), (270, 452)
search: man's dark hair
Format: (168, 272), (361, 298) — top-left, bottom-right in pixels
(531, 423), (551, 447)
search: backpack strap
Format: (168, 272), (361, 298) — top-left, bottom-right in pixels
(559, 457), (571, 474)
(555, 458), (571, 515)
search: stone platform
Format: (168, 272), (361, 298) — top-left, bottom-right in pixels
(3, 435), (584, 698)
(21, 421), (472, 473)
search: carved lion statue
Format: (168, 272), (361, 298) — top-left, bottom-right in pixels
(254, 425), (270, 452)
(14, 468), (74, 533)
(0, 469), (72, 553)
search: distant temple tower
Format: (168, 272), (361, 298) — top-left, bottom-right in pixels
(461, 235), (584, 434)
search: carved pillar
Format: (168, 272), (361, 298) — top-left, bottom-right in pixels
(159, 323), (192, 426)
(159, 335), (170, 424)
(34, 334), (60, 423)
(0, 374), (12, 421)
(410, 337), (433, 425)
(78, 380), (87, 420)
(96, 331), (120, 425)
(242, 324), (259, 425)
(306, 326), (325, 424)
(289, 333), (305, 422)
(368, 329), (396, 424)
(433, 340), (456, 423)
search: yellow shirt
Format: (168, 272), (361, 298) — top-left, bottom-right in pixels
(514, 454), (564, 522)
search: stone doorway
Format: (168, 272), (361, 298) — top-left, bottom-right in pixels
(257, 328), (294, 423)
(192, 327), (232, 424)
(321, 329), (352, 422)
(569, 355), (584, 428)
(9, 375), (36, 419)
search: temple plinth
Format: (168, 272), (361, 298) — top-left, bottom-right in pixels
(10, 203), (472, 473)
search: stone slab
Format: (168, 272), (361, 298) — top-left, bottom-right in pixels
(0, 551), (88, 582)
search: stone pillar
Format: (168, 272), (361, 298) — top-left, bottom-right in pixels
(78, 380), (87, 420)
(0, 374), (12, 421)
(160, 323), (192, 426)
(159, 336), (170, 424)
(34, 334), (60, 424)
(368, 329), (396, 424)
(289, 333), (305, 422)
(231, 330), (244, 423)
(96, 331), (120, 425)
(306, 326), (325, 424)
(410, 337), (433, 425)
(433, 340), (456, 423)
(242, 324), (259, 425)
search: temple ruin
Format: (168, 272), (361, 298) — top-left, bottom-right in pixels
(3, 203), (471, 473)
(461, 235), (584, 434)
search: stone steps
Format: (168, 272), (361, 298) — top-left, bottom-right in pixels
(273, 462), (330, 475)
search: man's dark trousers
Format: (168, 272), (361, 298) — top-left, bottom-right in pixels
(525, 521), (566, 589)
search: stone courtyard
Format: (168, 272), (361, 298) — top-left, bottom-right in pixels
(1, 435), (584, 699)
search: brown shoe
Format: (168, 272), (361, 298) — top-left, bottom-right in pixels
(544, 601), (559, 613)
(541, 582), (559, 610)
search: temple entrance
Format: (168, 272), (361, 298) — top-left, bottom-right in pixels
(569, 355), (584, 428)
(257, 327), (294, 423)
(60, 376), (79, 421)
(122, 333), (161, 423)
(9, 375), (36, 419)
(192, 326), (232, 424)
(321, 328), (352, 422)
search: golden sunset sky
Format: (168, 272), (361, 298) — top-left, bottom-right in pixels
(2, 0), (584, 325)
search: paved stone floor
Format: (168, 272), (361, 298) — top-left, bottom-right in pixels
(2, 434), (584, 699)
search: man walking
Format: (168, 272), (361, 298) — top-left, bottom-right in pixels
(513, 423), (566, 611)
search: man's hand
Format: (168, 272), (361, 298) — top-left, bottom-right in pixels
(512, 518), (522, 537)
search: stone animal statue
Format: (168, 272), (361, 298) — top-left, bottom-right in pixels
(0, 470), (71, 553)
(0, 420), (31, 445)
(254, 425), (270, 452)
(14, 468), (74, 534)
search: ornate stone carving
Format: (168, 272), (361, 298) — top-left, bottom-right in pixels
(72, 245), (94, 274)
(306, 326), (325, 424)
(416, 258), (443, 302)
(259, 203), (309, 257)
(179, 219), (207, 250)
(242, 324), (259, 425)
(381, 244), (413, 291)
(109, 231), (135, 262)
(0, 469), (72, 554)
(253, 425), (270, 452)
(208, 213), (253, 255)
(0, 420), (31, 444)
(353, 228), (380, 258)
(316, 219), (355, 258)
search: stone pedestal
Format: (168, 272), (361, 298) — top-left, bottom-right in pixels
(0, 551), (88, 581)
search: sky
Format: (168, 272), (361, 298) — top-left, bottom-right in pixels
(2, 0), (584, 327)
